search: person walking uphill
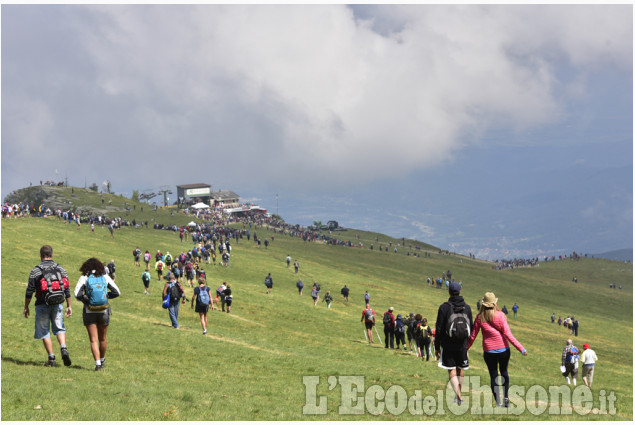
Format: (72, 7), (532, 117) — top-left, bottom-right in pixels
(394, 314), (407, 350)
(264, 273), (273, 294)
(24, 245), (73, 367)
(191, 277), (213, 335)
(163, 272), (185, 328)
(561, 339), (580, 386)
(468, 292), (527, 408)
(383, 307), (396, 349)
(361, 303), (375, 344)
(580, 343), (598, 388)
(435, 281), (472, 405)
(74, 258), (121, 371)
(341, 285), (349, 302)
(323, 291), (333, 308)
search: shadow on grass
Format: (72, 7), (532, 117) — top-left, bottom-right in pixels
(152, 322), (192, 331)
(351, 339), (389, 349)
(1, 355), (90, 370)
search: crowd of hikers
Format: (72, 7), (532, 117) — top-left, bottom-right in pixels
(551, 313), (581, 336)
(20, 202), (601, 411)
(493, 251), (595, 270)
(359, 280), (597, 408)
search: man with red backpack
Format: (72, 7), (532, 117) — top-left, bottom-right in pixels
(24, 245), (73, 367)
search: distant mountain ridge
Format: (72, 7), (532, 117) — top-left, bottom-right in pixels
(592, 249), (633, 262)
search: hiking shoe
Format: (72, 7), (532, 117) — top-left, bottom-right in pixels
(503, 398), (509, 408)
(45, 359), (58, 367)
(61, 348), (72, 367)
(203, 330), (207, 335)
(95, 365), (104, 371)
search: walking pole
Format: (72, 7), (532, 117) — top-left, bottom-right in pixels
(362, 324), (368, 342)
(374, 326), (383, 345)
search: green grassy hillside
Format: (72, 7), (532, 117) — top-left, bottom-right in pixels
(1, 214), (632, 420)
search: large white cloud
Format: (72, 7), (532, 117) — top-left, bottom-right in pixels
(2, 4), (632, 194)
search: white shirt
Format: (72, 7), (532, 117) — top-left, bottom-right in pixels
(74, 273), (121, 314)
(580, 348), (598, 365)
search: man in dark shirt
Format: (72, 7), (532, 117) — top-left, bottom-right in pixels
(435, 281), (472, 405)
(383, 307), (396, 349)
(24, 245), (73, 367)
(340, 285), (349, 302)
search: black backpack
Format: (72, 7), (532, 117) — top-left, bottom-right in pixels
(383, 312), (392, 326)
(169, 282), (182, 302)
(446, 304), (470, 342)
(36, 264), (69, 306)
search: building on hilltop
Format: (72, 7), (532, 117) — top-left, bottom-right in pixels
(176, 183), (212, 205)
(210, 190), (240, 208)
(224, 205), (268, 217)
(176, 184), (241, 208)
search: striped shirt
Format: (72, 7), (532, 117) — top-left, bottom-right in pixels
(26, 260), (70, 306)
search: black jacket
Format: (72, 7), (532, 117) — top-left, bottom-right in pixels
(434, 295), (472, 352)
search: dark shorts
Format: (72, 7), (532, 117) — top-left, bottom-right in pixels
(563, 363), (578, 378)
(265, 283), (273, 289)
(365, 321), (374, 330)
(142, 280), (150, 288)
(83, 307), (111, 326)
(225, 299), (232, 306)
(195, 304), (209, 314)
(438, 346), (469, 370)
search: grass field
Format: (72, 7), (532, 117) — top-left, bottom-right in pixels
(1, 200), (632, 420)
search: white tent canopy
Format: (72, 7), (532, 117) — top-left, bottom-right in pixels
(187, 221), (197, 226)
(191, 202), (209, 209)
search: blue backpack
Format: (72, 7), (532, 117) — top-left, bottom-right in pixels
(198, 286), (210, 306)
(566, 346), (580, 363)
(86, 274), (108, 311)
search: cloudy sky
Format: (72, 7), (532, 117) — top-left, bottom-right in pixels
(2, 4), (632, 259)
